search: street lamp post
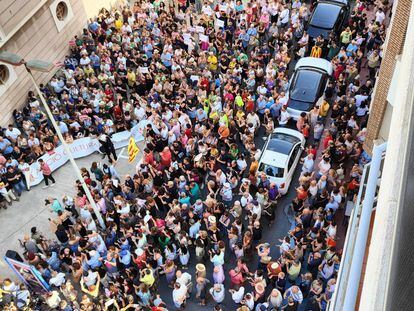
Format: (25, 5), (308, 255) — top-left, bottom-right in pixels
(0, 51), (106, 229)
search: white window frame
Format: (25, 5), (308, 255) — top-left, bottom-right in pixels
(0, 62), (17, 97)
(49, 0), (74, 33)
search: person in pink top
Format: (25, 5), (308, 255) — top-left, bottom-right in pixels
(38, 159), (56, 188)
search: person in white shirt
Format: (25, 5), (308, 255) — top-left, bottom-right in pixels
(278, 236), (291, 254)
(243, 292), (255, 310)
(278, 6), (290, 28)
(18, 160), (31, 190)
(375, 8), (386, 24)
(240, 192), (253, 208)
(49, 271), (66, 287)
(209, 283), (225, 303)
(79, 54), (91, 67)
(134, 104), (146, 121)
(355, 93), (369, 107)
(5, 125), (21, 142)
(292, 0), (302, 9)
(202, 4), (213, 16)
(318, 157), (331, 177)
(279, 106), (291, 126)
(246, 111), (260, 130)
(176, 270), (192, 297)
(230, 286), (245, 304)
(172, 282), (187, 309)
(301, 154), (314, 174)
(45, 291), (61, 309)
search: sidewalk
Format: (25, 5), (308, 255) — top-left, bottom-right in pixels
(0, 143), (144, 279)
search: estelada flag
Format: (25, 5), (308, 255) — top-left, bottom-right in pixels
(127, 137), (140, 163)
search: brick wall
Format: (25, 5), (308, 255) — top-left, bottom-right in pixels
(364, 0), (412, 154)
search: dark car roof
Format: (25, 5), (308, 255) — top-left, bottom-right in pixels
(290, 68), (324, 103)
(267, 132), (301, 155)
(310, 2), (342, 30)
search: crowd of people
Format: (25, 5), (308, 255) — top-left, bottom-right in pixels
(0, 0), (390, 309)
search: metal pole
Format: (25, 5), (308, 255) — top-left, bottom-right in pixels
(329, 162), (369, 310)
(342, 142), (387, 310)
(25, 67), (106, 229)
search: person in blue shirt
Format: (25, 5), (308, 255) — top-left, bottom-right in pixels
(266, 97), (275, 110)
(58, 119), (69, 134)
(143, 41), (154, 59)
(235, 1), (244, 12)
(119, 249), (132, 268)
(256, 96), (268, 117)
(189, 182), (200, 204)
(178, 192), (191, 205)
(346, 40), (358, 57)
(89, 52), (100, 71)
(239, 31), (250, 50)
(88, 20), (99, 33)
(0, 137), (13, 156)
(86, 250), (102, 269)
(270, 101), (282, 119)
(196, 108), (208, 122)
(247, 24), (258, 37)
(161, 51), (172, 68)
(47, 251), (61, 271)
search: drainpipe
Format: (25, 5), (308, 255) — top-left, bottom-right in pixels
(342, 141), (387, 310)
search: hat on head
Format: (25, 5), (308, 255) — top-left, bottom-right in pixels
(208, 215), (216, 223)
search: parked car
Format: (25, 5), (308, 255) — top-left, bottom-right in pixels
(286, 57), (333, 120)
(258, 127), (306, 195)
(307, 0), (350, 39)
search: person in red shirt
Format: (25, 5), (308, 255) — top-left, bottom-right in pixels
(302, 123), (310, 138)
(113, 103), (123, 122)
(199, 77), (210, 93)
(143, 148), (155, 166)
(184, 124), (192, 138)
(245, 97), (255, 113)
(323, 130), (333, 149)
(104, 84), (114, 101)
(38, 159), (56, 188)
(306, 144), (317, 158)
(159, 147), (172, 169)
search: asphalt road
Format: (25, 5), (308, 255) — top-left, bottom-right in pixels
(157, 123), (304, 310)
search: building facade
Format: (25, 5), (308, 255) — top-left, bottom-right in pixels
(331, 0), (414, 309)
(363, 0), (411, 154)
(0, 0), (123, 126)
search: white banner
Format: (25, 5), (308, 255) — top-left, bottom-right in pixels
(28, 120), (147, 187)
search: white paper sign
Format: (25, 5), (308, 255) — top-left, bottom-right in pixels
(195, 26), (205, 33)
(139, 67), (149, 73)
(183, 33), (191, 41)
(219, 4), (227, 11)
(28, 121), (149, 187)
(216, 19), (225, 28)
(190, 75), (200, 81)
(199, 34), (209, 42)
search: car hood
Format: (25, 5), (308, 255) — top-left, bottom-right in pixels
(307, 25), (331, 39)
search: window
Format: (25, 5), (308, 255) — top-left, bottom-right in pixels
(268, 133), (301, 154)
(0, 65), (10, 85)
(288, 144), (301, 172)
(50, 0), (74, 32)
(259, 163), (284, 178)
(0, 62), (17, 97)
(56, 2), (68, 21)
